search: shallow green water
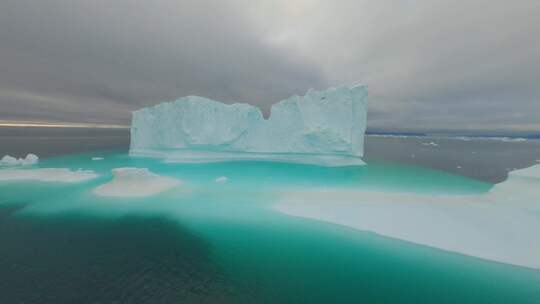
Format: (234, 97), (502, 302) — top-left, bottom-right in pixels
(1, 152), (539, 303)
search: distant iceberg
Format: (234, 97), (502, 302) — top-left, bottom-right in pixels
(129, 85), (368, 166)
(0, 154), (39, 166)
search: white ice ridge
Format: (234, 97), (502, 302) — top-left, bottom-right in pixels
(1, 154), (39, 166)
(0, 168), (98, 183)
(129, 85), (367, 166)
(93, 167), (181, 197)
(275, 164), (540, 269)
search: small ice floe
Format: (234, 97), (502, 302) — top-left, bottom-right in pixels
(0, 168), (97, 182)
(215, 176), (228, 183)
(502, 137), (527, 142)
(456, 166), (462, 169)
(421, 142), (438, 147)
(94, 167), (181, 197)
(411, 154), (416, 158)
(0, 155), (18, 166)
(0, 154), (39, 166)
(91, 157), (104, 161)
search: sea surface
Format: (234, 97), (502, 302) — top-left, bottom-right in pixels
(1, 127), (540, 303)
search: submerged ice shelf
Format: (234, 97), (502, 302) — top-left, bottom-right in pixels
(94, 167), (181, 197)
(1, 148), (540, 272)
(130, 85), (367, 166)
(275, 164), (540, 269)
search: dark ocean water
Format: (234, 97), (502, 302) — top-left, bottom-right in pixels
(364, 135), (540, 183)
(1, 127), (540, 303)
(0, 210), (237, 303)
(0, 127), (129, 158)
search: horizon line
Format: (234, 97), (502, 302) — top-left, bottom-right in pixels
(0, 121), (538, 135)
(0, 121), (129, 129)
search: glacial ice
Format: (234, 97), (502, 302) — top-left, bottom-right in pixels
(0, 168), (98, 182)
(0, 154), (39, 166)
(93, 167), (181, 197)
(22, 154), (39, 165)
(130, 85), (368, 166)
(275, 164), (540, 269)
(0, 155), (18, 166)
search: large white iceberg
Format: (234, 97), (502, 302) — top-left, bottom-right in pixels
(129, 85), (368, 166)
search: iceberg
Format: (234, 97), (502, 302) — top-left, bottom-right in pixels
(0, 155), (19, 166)
(129, 85), (368, 166)
(0, 154), (39, 166)
(21, 154), (39, 165)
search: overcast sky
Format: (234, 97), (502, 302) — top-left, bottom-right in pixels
(0, 0), (539, 133)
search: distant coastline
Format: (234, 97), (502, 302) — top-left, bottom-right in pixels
(366, 130), (540, 140)
(0, 125), (538, 140)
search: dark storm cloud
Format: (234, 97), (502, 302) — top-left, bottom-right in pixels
(0, 0), (325, 124)
(0, 0), (539, 132)
(266, 0), (540, 132)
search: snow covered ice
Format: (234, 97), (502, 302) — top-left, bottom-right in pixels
(0, 168), (97, 183)
(275, 164), (540, 269)
(0, 155), (19, 166)
(1, 154), (39, 166)
(93, 167), (181, 197)
(130, 85), (367, 166)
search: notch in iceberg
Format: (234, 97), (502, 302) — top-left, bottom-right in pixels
(129, 85), (368, 166)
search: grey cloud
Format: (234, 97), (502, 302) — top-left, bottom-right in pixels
(0, 0), (326, 124)
(0, 0), (538, 133)
(258, 0), (540, 132)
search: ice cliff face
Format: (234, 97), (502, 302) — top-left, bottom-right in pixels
(130, 85), (368, 166)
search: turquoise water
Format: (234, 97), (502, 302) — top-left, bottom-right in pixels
(1, 152), (539, 303)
